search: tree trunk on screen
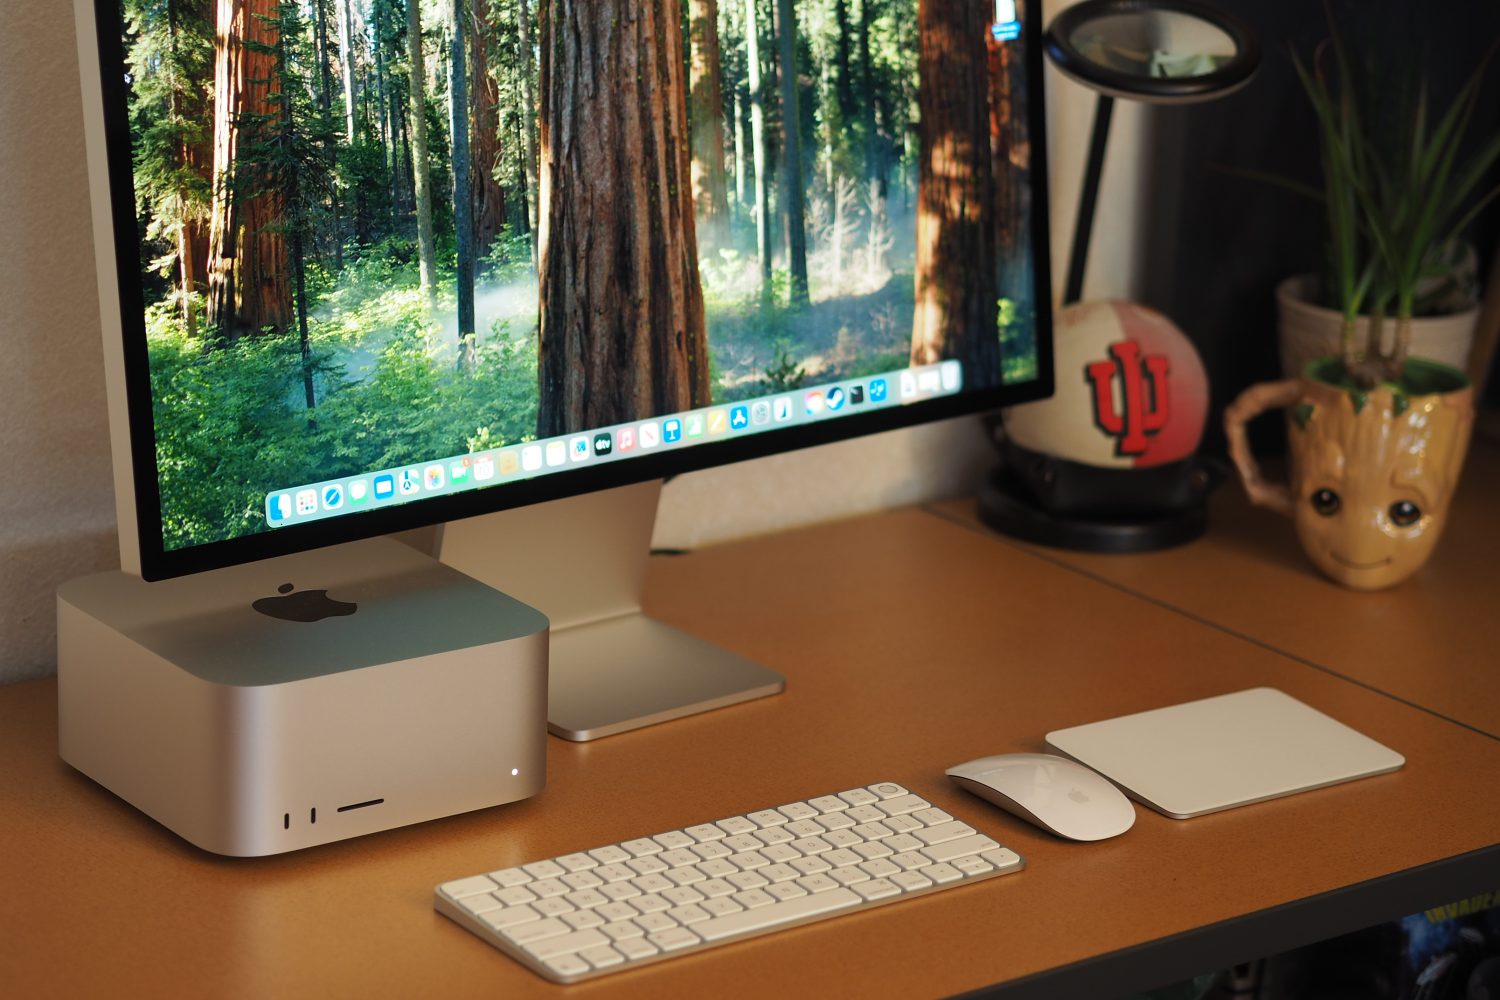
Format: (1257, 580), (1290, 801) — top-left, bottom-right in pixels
(518, 0), (539, 266)
(408, 0), (438, 305)
(745, 0), (773, 286)
(537, 0), (709, 438)
(858, 0), (881, 192)
(451, 0), (477, 365)
(169, 0), (212, 340)
(339, 0), (357, 142)
(689, 0), (731, 249)
(206, 0), (292, 342)
(911, 0), (1000, 386)
(989, 17), (1030, 270)
(776, 0), (809, 307)
(469, 0), (507, 261)
(832, 0), (856, 129)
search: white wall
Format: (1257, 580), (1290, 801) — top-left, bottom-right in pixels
(0, 1), (1147, 684)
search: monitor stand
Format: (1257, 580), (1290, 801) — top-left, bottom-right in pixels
(418, 480), (785, 741)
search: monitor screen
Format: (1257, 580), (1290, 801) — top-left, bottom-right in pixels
(93, 0), (1052, 578)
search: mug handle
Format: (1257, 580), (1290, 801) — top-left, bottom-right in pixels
(1224, 380), (1303, 518)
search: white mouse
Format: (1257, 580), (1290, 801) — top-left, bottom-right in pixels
(946, 753), (1135, 842)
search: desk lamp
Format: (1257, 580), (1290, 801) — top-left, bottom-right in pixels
(982, 0), (1259, 552)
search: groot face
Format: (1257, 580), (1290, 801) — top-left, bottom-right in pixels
(1288, 379), (1473, 591)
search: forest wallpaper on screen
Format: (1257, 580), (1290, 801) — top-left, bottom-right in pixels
(120, 0), (1038, 549)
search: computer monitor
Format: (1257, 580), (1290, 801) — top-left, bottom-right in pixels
(75, 0), (1053, 739)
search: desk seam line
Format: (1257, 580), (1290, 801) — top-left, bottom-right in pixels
(920, 503), (1500, 747)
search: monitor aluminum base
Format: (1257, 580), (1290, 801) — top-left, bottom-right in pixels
(425, 480), (785, 741)
(56, 538), (549, 857)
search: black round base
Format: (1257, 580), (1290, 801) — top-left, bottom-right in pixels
(977, 466), (1208, 554)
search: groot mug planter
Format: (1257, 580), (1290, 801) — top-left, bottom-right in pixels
(1226, 359), (1475, 591)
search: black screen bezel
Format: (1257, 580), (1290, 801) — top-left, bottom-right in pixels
(92, 0), (1056, 582)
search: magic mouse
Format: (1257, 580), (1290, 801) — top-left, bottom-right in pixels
(946, 753), (1135, 842)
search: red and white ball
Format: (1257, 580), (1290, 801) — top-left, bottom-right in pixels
(1005, 301), (1209, 469)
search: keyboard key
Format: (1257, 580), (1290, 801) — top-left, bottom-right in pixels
(785, 819), (826, 839)
(883, 834), (924, 854)
(620, 838), (662, 857)
(920, 834), (1003, 865)
(631, 893), (670, 914)
(614, 937), (657, 961)
(529, 879), (568, 899)
(868, 783), (908, 799)
(487, 868), (532, 888)
(441, 875), (498, 898)
(754, 826), (795, 847)
(698, 878), (736, 898)
(695, 888), (862, 942)
(625, 856), (668, 876)
(661, 886), (705, 907)
(630, 873), (673, 894)
(596, 902), (637, 923)
(922, 863), (964, 885)
(542, 954), (589, 978)
(532, 897), (575, 918)
(588, 846), (631, 865)
(881, 814), (921, 835)
(852, 878), (901, 901)
(765, 882), (807, 901)
(777, 802), (819, 822)
(837, 788), (878, 807)
(952, 856), (993, 877)
(506, 917), (571, 944)
(876, 794), (928, 816)
(890, 870), (933, 893)
(701, 896), (744, 917)
(819, 812), (856, 831)
(632, 912), (677, 934)
(914, 821), (976, 847)
(522, 860), (567, 880)
(562, 910), (605, 930)
(593, 864), (635, 883)
(726, 870), (769, 891)
(480, 904), (541, 930)
(912, 808), (951, 827)
(564, 889), (608, 910)
(601, 920), (643, 941)
(495, 886), (538, 906)
(579, 945), (624, 969)
(599, 883), (641, 902)
(982, 847), (1023, 871)
(436, 783), (1022, 984)
(561, 871), (603, 890)
(458, 893), (502, 915)
(667, 903), (711, 925)
(647, 927), (700, 953)
(522, 928), (610, 960)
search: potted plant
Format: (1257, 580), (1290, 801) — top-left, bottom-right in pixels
(1224, 28), (1497, 591)
(1274, 27), (1498, 383)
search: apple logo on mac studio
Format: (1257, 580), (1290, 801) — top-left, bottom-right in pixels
(252, 583), (358, 623)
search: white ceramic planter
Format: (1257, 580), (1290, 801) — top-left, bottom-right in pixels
(1276, 275), (1478, 379)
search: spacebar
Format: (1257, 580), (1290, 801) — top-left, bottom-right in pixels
(694, 889), (864, 942)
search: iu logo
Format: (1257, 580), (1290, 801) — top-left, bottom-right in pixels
(1086, 341), (1171, 457)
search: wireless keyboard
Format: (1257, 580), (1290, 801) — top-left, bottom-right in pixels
(434, 782), (1024, 983)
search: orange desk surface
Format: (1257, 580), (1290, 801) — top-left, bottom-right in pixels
(3, 508), (1498, 998)
(934, 437), (1500, 741)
